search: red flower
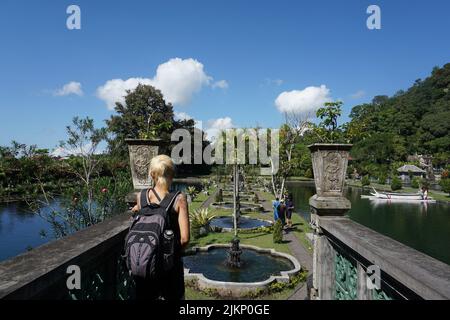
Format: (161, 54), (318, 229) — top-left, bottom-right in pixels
(101, 188), (108, 193)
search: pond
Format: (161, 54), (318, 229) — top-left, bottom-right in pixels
(0, 201), (55, 262)
(210, 216), (272, 230)
(184, 247), (294, 282)
(287, 181), (450, 265)
(0, 182), (191, 262)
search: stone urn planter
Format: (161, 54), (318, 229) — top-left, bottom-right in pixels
(126, 138), (162, 190)
(308, 143), (352, 215)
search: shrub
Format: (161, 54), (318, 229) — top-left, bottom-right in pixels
(377, 174), (387, 185)
(421, 178), (430, 189)
(253, 193), (259, 203)
(361, 175), (370, 187)
(439, 178), (450, 196)
(411, 177), (420, 189)
(273, 220), (283, 243)
(215, 188), (223, 202)
(186, 186), (198, 203)
(391, 176), (402, 191)
(189, 208), (216, 238)
(305, 168), (313, 179)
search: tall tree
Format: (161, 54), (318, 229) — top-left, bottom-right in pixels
(106, 84), (192, 157)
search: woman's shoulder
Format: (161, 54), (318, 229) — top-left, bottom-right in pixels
(173, 192), (187, 208)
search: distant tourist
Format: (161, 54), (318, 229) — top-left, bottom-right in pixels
(273, 197), (280, 221)
(286, 196), (294, 229)
(130, 155), (190, 300)
(421, 186), (429, 200)
(278, 199), (287, 226)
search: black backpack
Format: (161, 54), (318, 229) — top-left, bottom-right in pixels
(123, 188), (180, 279)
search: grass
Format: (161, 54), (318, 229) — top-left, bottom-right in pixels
(188, 187), (217, 212)
(188, 227), (291, 254)
(256, 190), (274, 202)
(290, 214), (313, 253)
(286, 176), (314, 181)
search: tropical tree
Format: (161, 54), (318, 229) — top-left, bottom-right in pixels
(269, 111), (312, 199)
(106, 84), (192, 157)
(27, 117), (130, 238)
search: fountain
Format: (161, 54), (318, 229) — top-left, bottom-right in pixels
(227, 164), (243, 267)
(183, 163), (301, 297)
(227, 237), (242, 268)
(211, 165), (272, 231)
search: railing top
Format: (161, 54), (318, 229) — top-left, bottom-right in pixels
(0, 213), (131, 299)
(318, 216), (450, 300)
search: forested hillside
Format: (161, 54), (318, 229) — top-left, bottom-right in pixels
(346, 63), (450, 178)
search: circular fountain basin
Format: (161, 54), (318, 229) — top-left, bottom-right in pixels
(184, 244), (301, 298)
(211, 201), (263, 212)
(210, 216), (272, 231)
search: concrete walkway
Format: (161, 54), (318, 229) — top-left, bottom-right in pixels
(200, 188), (219, 209)
(256, 191), (313, 300)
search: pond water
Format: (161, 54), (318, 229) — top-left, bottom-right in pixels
(287, 181), (450, 265)
(183, 247), (294, 282)
(0, 183), (191, 262)
(210, 216), (272, 230)
(0, 201), (56, 261)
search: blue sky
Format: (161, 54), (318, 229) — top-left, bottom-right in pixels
(0, 0), (449, 150)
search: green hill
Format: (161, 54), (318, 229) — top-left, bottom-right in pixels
(346, 63), (450, 178)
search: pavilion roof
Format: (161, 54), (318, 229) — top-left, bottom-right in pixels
(397, 164), (426, 173)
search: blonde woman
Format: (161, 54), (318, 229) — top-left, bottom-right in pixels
(131, 154), (190, 300)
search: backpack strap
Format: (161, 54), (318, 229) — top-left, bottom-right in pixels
(159, 191), (181, 213)
(139, 188), (150, 208)
(150, 188), (162, 202)
(165, 191), (181, 213)
(159, 191), (181, 227)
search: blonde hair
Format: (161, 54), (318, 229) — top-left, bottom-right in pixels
(149, 155), (175, 190)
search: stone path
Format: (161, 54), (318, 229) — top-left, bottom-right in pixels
(200, 188), (219, 209)
(256, 191), (313, 300)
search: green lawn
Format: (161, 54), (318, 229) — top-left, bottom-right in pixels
(188, 228), (291, 254)
(189, 187), (217, 211)
(290, 213), (313, 253)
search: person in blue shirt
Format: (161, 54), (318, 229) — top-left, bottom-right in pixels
(272, 197), (280, 221)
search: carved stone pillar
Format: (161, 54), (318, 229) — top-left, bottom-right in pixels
(126, 139), (162, 190)
(308, 143), (352, 300)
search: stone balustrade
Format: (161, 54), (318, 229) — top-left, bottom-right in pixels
(0, 212), (135, 300)
(1, 205), (449, 300)
(310, 213), (450, 300)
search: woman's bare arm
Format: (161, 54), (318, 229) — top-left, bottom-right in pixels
(176, 193), (190, 248)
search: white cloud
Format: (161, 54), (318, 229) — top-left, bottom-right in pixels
(205, 117), (234, 141)
(96, 78), (152, 109)
(275, 85), (331, 114)
(96, 58), (224, 110)
(50, 146), (71, 158)
(212, 80), (229, 89)
(174, 111), (193, 121)
(50, 142), (106, 158)
(53, 81), (83, 96)
(350, 90), (365, 99)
